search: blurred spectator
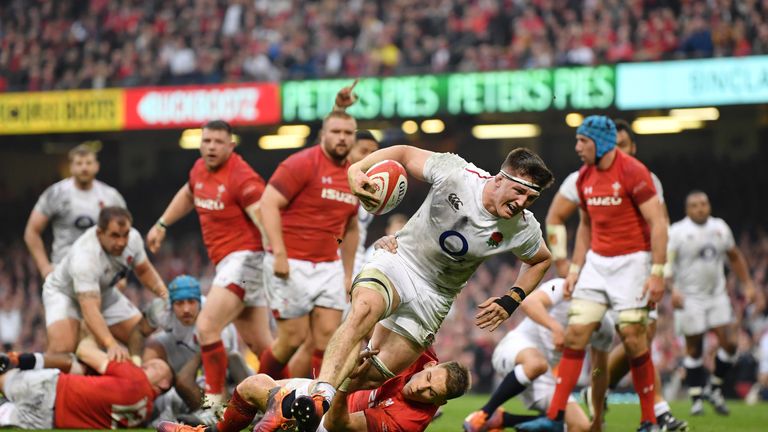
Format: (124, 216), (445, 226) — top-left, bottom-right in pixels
(3, 0), (768, 91)
(0, 286), (23, 351)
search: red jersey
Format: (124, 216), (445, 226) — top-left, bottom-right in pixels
(268, 145), (358, 262)
(576, 150), (657, 257)
(347, 349), (439, 432)
(189, 153), (265, 264)
(54, 361), (156, 429)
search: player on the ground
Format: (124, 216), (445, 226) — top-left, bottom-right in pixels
(668, 190), (763, 416)
(156, 347), (470, 432)
(134, 275), (248, 422)
(42, 206), (168, 360)
(257, 85), (361, 381)
(544, 119), (687, 430)
(522, 116), (667, 432)
(25, 144), (126, 278)
(146, 120), (271, 409)
(0, 337), (172, 429)
(289, 145), (553, 431)
(464, 278), (613, 432)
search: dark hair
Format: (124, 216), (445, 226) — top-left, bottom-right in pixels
(68, 144), (97, 162)
(686, 189), (708, 202)
(355, 129), (379, 144)
(613, 118), (635, 144)
(97, 206), (133, 231)
(501, 148), (555, 190)
(440, 361), (471, 401)
(202, 120), (233, 135)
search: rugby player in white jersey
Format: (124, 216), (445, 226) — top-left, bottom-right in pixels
(465, 278), (614, 432)
(42, 207), (169, 361)
(284, 145), (554, 431)
(25, 144), (126, 278)
(545, 119), (687, 431)
(668, 191), (763, 416)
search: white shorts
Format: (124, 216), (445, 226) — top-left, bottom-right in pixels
(759, 333), (768, 376)
(675, 291), (733, 336)
(43, 286), (140, 327)
(0, 369), (59, 428)
(364, 249), (454, 347)
(491, 334), (574, 412)
(263, 253), (346, 319)
(573, 250), (651, 312)
(213, 250), (267, 307)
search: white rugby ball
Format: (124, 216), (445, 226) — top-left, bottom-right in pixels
(362, 160), (408, 215)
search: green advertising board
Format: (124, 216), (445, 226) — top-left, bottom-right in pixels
(281, 65), (615, 122)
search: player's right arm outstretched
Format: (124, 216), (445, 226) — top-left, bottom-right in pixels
(146, 184), (195, 253)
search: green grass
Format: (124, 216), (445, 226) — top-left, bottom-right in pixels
(428, 395), (768, 431)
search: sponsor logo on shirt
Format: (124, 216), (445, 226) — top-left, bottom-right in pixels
(486, 231), (503, 248)
(586, 196), (623, 206)
(194, 197), (225, 210)
(447, 193), (463, 211)
(321, 188), (357, 205)
(378, 398), (395, 408)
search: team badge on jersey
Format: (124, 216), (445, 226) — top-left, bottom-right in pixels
(487, 231), (503, 248)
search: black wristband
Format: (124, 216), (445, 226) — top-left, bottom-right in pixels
(509, 286), (526, 303)
(494, 295), (519, 316)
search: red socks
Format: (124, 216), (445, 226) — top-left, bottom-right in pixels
(630, 351), (657, 424)
(311, 349), (324, 378)
(259, 347), (290, 379)
(546, 347), (585, 420)
(216, 389), (258, 432)
(201, 340), (228, 395)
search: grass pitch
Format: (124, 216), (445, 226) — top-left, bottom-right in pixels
(429, 394), (768, 431)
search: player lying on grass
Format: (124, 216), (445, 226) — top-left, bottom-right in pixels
(0, 337), (173, 429)
(157, 347), (470, 432)
(465, 278), (612, 432)
(287, 145), (554, 431)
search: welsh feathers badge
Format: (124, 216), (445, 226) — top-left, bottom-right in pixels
(487, 231), (503, 247)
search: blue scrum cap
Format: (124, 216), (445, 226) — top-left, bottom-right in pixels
(168, 275), (201, 303)
(577, 115), (617, 159)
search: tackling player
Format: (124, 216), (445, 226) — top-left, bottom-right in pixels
(156, 348), (470, 432)
(291, 145), (554, 431)
(465, 278), (613, 432)
(42, 207), (168, 361)
(146, 120), (271, 410)
(532, 116), (666, 432)
(668, 191), (762, 415)
(545, 119), (687, 431)
(0, 337), (172, 429)
(257, 84), (360, 380)
(25, 144), (126, 279)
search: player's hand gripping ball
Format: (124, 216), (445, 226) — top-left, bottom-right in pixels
(361, 160), (408, 215)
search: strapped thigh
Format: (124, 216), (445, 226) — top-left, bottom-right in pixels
(568, 298), (608, 325)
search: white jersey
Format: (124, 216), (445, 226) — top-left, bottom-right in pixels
(144, 297), (238, 371)
(353, 206), (375, 275)
(507, 278), (614, 365)
(33, 178), (126, 263)
(43, 226), (146, 298)
(558, 169), (665, 204)
(668, 216), (735, 296)
(396, 153), (543, 295)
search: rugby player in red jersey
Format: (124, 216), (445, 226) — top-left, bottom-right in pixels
(156, 348), (469, 432)
(146, 120), (271, 410)
(0, 338), (172, 429)
(519, 116), (667, 432)
(257, 84), (360, 381)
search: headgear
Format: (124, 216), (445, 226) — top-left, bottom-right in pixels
(168, 275), (201, 304)
(577, 115), (617, 160)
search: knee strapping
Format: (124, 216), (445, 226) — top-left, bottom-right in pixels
(352, 268), (395, 319)
(365, 347), (396, 380)
(568, 299), (607, 324)
(618, 308), (649, 329)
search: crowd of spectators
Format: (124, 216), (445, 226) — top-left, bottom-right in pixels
(2, 0), (768, 92)
(2, 226), (767, 399)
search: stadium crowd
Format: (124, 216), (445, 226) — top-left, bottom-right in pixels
(2, 227), (767, 399)
(2, 0), (768, 91)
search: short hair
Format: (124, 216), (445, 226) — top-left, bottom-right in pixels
(355, 129), (379, 144)
(686, 189), (709, 202)
(439, 361), (471, 401)
(202, 120), (233, 135)
(97, 206), (133, 231)
(501, 148), (555, 190)
(68, 144), (97, 162)
(614, 118), (635, 144)
(323, 110), (355, 129)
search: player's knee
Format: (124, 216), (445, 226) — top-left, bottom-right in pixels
(568, 299), (607, 325)
(195, 314), (222, 340)
(527, 358), (549, 378)
(237, 374), (273, 404)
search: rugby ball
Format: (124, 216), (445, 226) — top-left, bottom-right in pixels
(362, 160), (408, 215)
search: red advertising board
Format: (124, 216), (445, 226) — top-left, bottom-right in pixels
(124, 83), (280, 129)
